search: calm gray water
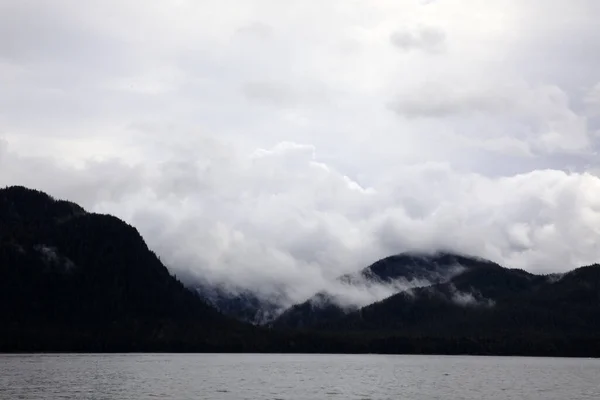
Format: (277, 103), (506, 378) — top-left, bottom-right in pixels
(1, 354), (599, 399)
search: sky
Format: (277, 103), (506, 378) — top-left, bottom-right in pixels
(1, 0), (600, 303)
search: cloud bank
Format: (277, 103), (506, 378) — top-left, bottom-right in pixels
(1, 0), (600, 303)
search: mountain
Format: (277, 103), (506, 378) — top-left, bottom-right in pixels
(0, 186), (259, 352)
(271, 252), (499, 329)
(270, 250), (600, 356)
(3, 186), (600, 357)
(343, 252), (500, 283)
(309, 263), (600, 338)
(193, 280), (285, 325)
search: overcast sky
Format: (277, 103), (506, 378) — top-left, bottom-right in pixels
(1, 0), (599, 301)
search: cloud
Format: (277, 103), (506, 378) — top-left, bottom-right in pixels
(235, 22), (273, 40)
(390, 26), (446, 54)
(3, 138), (600, 305)
(447, 285), (494, 308)
(0, 140), (146, 205)
(585, 82), (600, 116)
(389, 83), (514, 118)
(1, 0), (600, 306)
(242, 81), (299, 106)
(390, 83), (594, 155)
(314, 263), (465, 310)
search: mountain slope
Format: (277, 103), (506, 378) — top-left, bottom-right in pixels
(321, 264), (600, 337)
(272, 252), (499, 329)
(3, 186), (600, 357)
(0, 186), (256, 351)
(193, 280), (285, 325)
(349, 252), (500, 283)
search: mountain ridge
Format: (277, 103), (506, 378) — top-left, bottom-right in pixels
(271, 252), (499, 329)
(0, 185), (257, 352)
(2, 185), (600, 357)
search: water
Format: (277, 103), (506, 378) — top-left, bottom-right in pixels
(1, 354), (599, 399)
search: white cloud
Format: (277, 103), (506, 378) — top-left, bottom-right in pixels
(447, 285), (494, 308)
(2, 138), (600, 304)
(1, 0), (600, 304)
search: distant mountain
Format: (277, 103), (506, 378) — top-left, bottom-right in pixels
(344, 252), (500, 284)
(306, 263), (600, 338)
(192, 280), (285, 325)
(272, 252), (498, 329)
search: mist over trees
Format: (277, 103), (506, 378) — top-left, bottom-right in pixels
(1, 186), (600, 357)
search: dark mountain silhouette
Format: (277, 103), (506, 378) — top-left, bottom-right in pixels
(271, 252), (498, 329)
(304, 263), (600, 339)
(0, 186), (263, 351)
(2, 186), (600, 357)
(346, 252), (501, 283)
(270, 251), (600, 357)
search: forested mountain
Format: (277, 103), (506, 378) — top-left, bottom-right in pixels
(193, 280), (284, 325)
(271, 252), (499, 329)
(294, 263), (600, 338)
(2, 186), (600, 357)
(0, 186), (258, 351)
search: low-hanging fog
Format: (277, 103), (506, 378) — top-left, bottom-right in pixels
(1, 0), (599, 305)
